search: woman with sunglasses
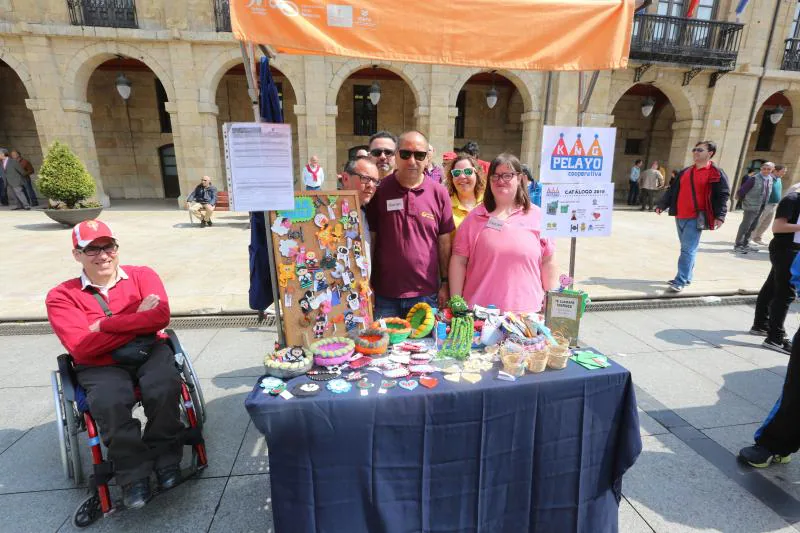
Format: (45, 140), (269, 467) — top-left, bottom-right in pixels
(449, 153), (557, 313)
(444, 154), (486, 230)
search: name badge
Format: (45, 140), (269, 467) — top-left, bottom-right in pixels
(486, 216), (504, 231)
(387, 199), (404, 212)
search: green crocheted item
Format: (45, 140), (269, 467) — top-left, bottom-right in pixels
(439, 296), (473, 360)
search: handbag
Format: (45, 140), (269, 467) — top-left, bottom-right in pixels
(89, 290), (158, 366)
(689, 169), (711, 230)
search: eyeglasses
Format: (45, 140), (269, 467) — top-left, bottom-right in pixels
(370, 148), (395, 158)
(490, 172), (518, 183)
(398, 150), (428, 162)
(352, 172), (380, 186)
(691, 148), (707, 153)
(450, 168), (476, 178)
(80, 244), (119, 257)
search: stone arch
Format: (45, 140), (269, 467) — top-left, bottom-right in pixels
(327, 60), (426, 108)
(752, 89), (800, 128)
(63, 42), (175, 102)
(0, 49), (35, 98)
(448, 69), (534, 112)
(608, 79), (697, 123)
(201, 47), (305, 106)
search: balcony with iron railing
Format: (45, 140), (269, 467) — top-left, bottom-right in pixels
(782, 38), (800, 71)
(66, 0), (138, 28)
(630, 13), (743, 70)
(215, 0), (231, 32)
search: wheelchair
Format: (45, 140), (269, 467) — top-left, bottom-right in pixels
(50, 329), (208, 528)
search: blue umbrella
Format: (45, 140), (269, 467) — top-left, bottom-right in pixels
(248, 56), (284, 316)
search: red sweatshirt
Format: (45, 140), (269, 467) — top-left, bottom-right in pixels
(46, 265), (171, 366)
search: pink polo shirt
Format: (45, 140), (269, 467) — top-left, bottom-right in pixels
(452, 204), (555, 313)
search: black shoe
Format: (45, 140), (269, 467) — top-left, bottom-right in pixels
(763, 338), (792, 355)
(200, 220), (207, 228)
(739, 444), (791, 468)
(122, 477), (151, 509)
(207, 219), (213, 227)
(23, 206), (30, 210)
(749, 326), (769, 337)
(155, 464), (182, 490)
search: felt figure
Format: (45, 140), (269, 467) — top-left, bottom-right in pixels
(342, 269), (355, 290)
(344, 311), (358, 332)
(298, 297), (312, 315)
(341, 199), (350, 218)
(311, 291), (328, 310)
(271, 217), (291, 236)
(297, 267), (313, 289)
(313, 314), (328, 339)
(320, 250), (337, 270)
(291, 245), (307, 265)
(320, 297), (333, 315)
(559, 274), (573, 290)
(331, 284), (342, 306)
(356, 255), (369, 278)
(313, 196), (325, 210)
(278, 264), (296, 288)
(330, 262), (346, 279)
(345, 229), (359, 241)
(305, 251), (318, 269)
(337, 246), (350, 268)
(331, 222), (345, 241)
(288, 227), (304, 242)
(284, 346), (306, 363)
(314, 213), (329, 228)
(313, 269), (328, 292)
(317, 225), (337, 250)
(284, 290), (292, 308)
(327, 198), (336, 220)
(348, 211), (360, 227)
(279, 239), (298, 258)
(358, 279), (372, 301)
(347, 291), (361, 311)
(353, 239), (362, 258)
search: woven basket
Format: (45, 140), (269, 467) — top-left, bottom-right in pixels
(406, 303), (435, 339)
(264, 346), (313, 379)
(353, 328), (390, 355)
(372, 318), (412, 344)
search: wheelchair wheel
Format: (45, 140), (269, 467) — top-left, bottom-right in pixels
(65, 396), (84, 485)
(51, 371), (70, 480)
(72, 492), (102, 528)
(182, 353), (206, 426)
(52, 370), (84, 485)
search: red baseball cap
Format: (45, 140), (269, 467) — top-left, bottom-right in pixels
(72, 219), (116, 249)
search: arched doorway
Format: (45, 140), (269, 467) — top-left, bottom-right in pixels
(215, 63), (300, 185)
(87, 57), (174, 199)
(334, 67), (417, 169)
(744, 92), (793, 178)
(0, 60), (43, 186)
(610, 84), (675, 202)
(452, 72), (524, 161)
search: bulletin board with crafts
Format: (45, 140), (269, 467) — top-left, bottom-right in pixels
(268, 192), (373, 348)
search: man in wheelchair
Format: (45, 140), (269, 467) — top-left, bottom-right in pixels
(46, 220), (183, 509)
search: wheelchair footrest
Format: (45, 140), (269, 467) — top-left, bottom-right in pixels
(92, 461), (114, 487)
(183, 427), (204, 447)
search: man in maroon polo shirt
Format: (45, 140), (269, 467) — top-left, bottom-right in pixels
(367, 131), (455, 318)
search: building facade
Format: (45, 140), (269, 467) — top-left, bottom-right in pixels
(2, 0), (800, 204)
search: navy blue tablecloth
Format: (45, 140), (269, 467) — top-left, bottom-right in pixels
(245, 357), (641, 533)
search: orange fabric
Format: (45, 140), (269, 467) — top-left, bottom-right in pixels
(231, 0), (634, 71)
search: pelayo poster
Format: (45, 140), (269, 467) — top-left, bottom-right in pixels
(539, 126), (616, 183)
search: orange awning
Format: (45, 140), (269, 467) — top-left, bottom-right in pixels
(231, 0), (634, 71)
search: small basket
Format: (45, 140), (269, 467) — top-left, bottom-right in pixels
(406, 303), (435, 339)
(372, 318), (412, 344)
(547, 344), (570, 370)
(264, 346), (314, 379)
(310, 337), (356, 366)
(527, 350), (549, 374)
(353, 328), (390, 356)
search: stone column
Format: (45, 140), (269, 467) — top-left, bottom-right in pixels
(669, 119), (706, 170)
(520, 111), (542, 170)
(299, 57), (331, 187)
(424, 65), (458, 160)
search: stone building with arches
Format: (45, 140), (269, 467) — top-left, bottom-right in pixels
(3, 0), (800, 204)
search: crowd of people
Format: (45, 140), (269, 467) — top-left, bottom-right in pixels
(0, 148), (38, 210)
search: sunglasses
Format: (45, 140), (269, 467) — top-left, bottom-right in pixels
(490, 173), (518, 183)
(450, 168), (476, 178)
(80, 244), (119, 257)
(370, 148), (395, 158)
(398, 150), (428, 162)
(691, 148), (707, 153)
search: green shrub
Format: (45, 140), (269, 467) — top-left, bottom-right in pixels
(37, 141), (96, 209)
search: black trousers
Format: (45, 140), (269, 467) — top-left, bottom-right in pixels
(753, 243), (798, 342)
(76, 342), (183, 485)
(627, 181), (639, 205)
(756, 326), (800, 455)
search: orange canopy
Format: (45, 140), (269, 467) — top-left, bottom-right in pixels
(231, 0), (634, 71)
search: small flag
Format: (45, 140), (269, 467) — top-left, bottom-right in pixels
(686, 0), (700, 17)
(735, 0), (749, 19)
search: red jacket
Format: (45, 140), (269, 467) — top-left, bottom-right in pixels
(46, 265), (171, 366)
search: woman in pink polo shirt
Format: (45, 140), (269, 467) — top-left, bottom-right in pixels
(449, 153), (557, 313)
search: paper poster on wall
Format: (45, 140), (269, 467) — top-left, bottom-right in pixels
(539, 126), (616, 184)
(541, 183), (614, 238)
(223, 122), (295, 211)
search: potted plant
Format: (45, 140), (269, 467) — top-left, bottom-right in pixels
(37, 141), (103, 227)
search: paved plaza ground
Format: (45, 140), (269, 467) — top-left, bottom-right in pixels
(1, 304), (799, 532)
(0, 202), (776, 320)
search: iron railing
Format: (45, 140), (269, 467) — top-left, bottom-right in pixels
(782, 38), (800, 71)
(630, 13), (743, 69)
(66, 0), (138, 28)
(215, 0), (231, 32)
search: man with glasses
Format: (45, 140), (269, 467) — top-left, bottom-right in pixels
(185, 176), (217, 228)
(734, 162), (775, 254)
(46, 220), (183, 510)
(367, 131), (455, 317)
(341, 157), (380, 273)
(656, 141), (731, 293)
(368, 130), (398, 180)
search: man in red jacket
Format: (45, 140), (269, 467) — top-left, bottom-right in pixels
(46, 220), (182, 509)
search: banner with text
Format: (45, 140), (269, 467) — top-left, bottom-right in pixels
(542, 183), (614, 238)
(539, 126), (616, 184)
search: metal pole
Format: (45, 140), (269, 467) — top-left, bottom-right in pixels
(569, 72), (585, 284)
(239, 42), (286, 345)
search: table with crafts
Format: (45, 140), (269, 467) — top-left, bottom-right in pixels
(245, 333), (642, 533)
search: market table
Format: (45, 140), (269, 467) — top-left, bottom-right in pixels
(245, 356), (641, 533)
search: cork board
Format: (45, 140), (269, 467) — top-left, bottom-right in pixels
(268, 191), (373, 347)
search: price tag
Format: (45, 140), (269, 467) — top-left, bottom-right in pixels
(486, 216), (504, 231)
(279, 389), (294, 400)
(387, 199), (404, 212)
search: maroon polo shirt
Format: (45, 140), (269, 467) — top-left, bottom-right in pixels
(367, 172), (455, 299)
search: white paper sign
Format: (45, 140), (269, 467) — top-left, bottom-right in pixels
(539, 126), (616, 184)
(541, 183), (614, 238)
(550, 295), (579, 320)
(223, 122), (295, 211)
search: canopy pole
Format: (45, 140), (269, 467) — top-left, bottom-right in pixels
(240, 41), (286, 345)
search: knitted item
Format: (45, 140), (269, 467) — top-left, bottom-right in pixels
(372, 317), (412, 344)
(406, 302), (435, 339)
(353, 328), (390, 355)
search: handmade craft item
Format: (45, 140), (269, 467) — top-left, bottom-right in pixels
(310, 336), (356, 366)
(327, 378), (352, 394)
(419, 376), (439, 389)
(291, 382), (321, 397)
(278, 196), (315, 222)
(406, 302), (435, 339)
(438, 296), (474, 360)
(546, 343), (571, 370)
(373, 317), (412, 344)
(264, 345), (313, 379)
(383, 367), (411, 379)
(398, 379), (418, 391)
(353, 328), (390, 356)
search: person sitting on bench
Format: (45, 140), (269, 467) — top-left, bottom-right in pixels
(185, 176), (217, 227)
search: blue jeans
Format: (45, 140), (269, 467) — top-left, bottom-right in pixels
(374, 294), (437, 319)
(673, 218), (703, 287)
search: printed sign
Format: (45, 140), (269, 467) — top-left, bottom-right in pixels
(540, 126), (616, 183)
(541, 183), (614, 238)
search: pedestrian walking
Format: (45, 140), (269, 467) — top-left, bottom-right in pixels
(627, 159), (642, 205)
(734, 162), (774, 254)
(750, 186), (800, 354)
(656, 141), (730, 293)
(752, 164), (787, 246)
(639, 161), (664, 211)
